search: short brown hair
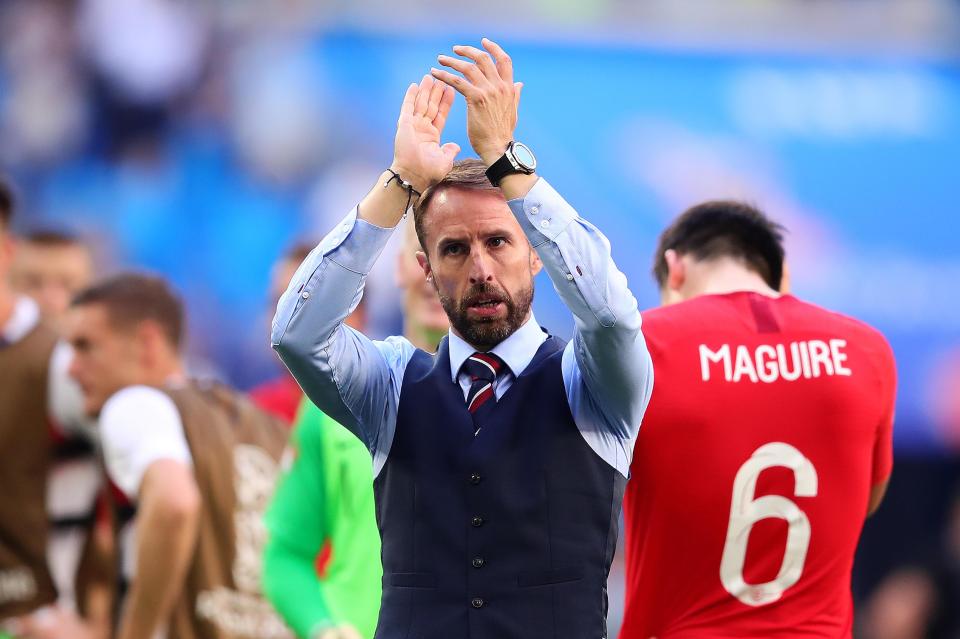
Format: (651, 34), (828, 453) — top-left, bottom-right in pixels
(413, 159), (501, 255)
(0, 176), (14, 228)
(72, 274), (185, 349)
(653, 200), (786, 290)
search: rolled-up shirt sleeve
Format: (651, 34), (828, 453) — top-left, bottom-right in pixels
(507, 178), (653, 476)
(271, 209), (414, 471)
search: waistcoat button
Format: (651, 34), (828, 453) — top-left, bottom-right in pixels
(471, 598), (485, 609)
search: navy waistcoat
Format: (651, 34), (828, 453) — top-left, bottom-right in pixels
(373, 335), (626, 639)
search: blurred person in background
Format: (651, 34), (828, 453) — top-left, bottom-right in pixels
(60, 274), (294, 639)
(0, 179), (104, 639)
(860, 567), (938, 639)
(392, 216), (450, 353)
(262, 218), (448, 639)
(620, 202), (896, 639)
(860, 485), (960, 639)
(8, 228), (111, 639)
(10, 230), (94, 332)
(251, 243), (367, 425)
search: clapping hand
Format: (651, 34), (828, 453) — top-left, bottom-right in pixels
(431, 38), (523, 167)
(390, 75), (461, 194)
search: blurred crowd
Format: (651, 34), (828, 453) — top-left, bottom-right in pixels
(2, 1), (960, 637)
(1, 0), (399, 389)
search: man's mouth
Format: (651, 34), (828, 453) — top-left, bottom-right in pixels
(467, 296), (506, 317)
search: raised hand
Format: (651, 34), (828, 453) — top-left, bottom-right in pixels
(431, 38), (523, 166)
(391, 75), (461, 193)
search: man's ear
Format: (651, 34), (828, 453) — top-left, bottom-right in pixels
(529, 248), (543, 277)
(779, 260), (791, 294)
(0, 232), (15, 270)
(416, 250), (432, 283)
(137, 320), (168, 368)
(665, 249), (686, 293)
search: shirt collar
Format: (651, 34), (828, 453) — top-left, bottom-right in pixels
(1, 296), (40, 345)
(448, 312), (547, 382)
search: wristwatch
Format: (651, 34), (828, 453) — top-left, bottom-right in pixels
(485, 142), (537, 187)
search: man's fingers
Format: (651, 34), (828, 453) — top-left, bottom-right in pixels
(482, 38), (513, 84)
(514, 81), (523, 110)
(425, 76), (446, 121)
(441, 141), (461, 163)
(413, 74), (433, 116)
(437, 55), (486, 88)
(452, 44), (499, 82)
(432, 84), (455, 131)
(399, 82), (418, 119)
(430, 68), (480, 100)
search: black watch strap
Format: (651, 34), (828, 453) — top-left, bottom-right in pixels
(485, 152), (517, 187)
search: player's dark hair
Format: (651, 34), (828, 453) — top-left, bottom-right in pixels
(283, 242), (315, 265)
(653, 201), (786, 290)
(22, 229), (86, 248)
(72, 274), (184, 349)
(0, 176), (14, 228)
(413, 159), (502, 256)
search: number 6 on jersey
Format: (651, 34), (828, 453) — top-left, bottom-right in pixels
(719, 442), (818, 607)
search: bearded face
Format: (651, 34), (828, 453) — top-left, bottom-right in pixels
(438, 279), (534, 351)
(416, 186), (542, 352)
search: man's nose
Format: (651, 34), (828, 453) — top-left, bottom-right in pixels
(468, 251), (494, 284)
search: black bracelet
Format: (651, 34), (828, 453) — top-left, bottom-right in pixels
(384, 169), (422, 213)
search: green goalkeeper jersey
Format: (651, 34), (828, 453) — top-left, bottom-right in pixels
(263, 398), (382, 639)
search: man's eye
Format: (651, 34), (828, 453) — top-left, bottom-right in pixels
(489, 237), (506, 248)
(443, 244), (464, 256)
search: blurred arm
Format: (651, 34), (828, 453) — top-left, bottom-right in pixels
(867, 338), (897, 517)
(507, 179), (653, 477)
(116, 460), (200, 639)
(98, 387), (197, 639)
(868, 480), (889, 517)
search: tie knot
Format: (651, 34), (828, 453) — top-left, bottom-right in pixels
(461, 352), (506, 384)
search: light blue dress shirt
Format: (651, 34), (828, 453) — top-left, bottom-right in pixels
(272, 177), (653, 479)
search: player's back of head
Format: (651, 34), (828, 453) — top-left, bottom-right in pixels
(72, 273), (184, 350)
(653, 200), (786, 292)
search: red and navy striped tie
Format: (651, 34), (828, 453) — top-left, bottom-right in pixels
(461, 352), (507, 423)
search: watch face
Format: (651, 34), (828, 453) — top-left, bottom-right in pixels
(511, 143), (537, 172)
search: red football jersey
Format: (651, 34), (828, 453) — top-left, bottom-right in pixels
(620, 292), (896, 639)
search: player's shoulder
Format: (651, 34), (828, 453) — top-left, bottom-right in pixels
(103, 384), (177, 412)
(100, 385), (183, 441)
(783, 296), (893, 353)
(642, 295), (712, 322)
(640, 293), (742, 332)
